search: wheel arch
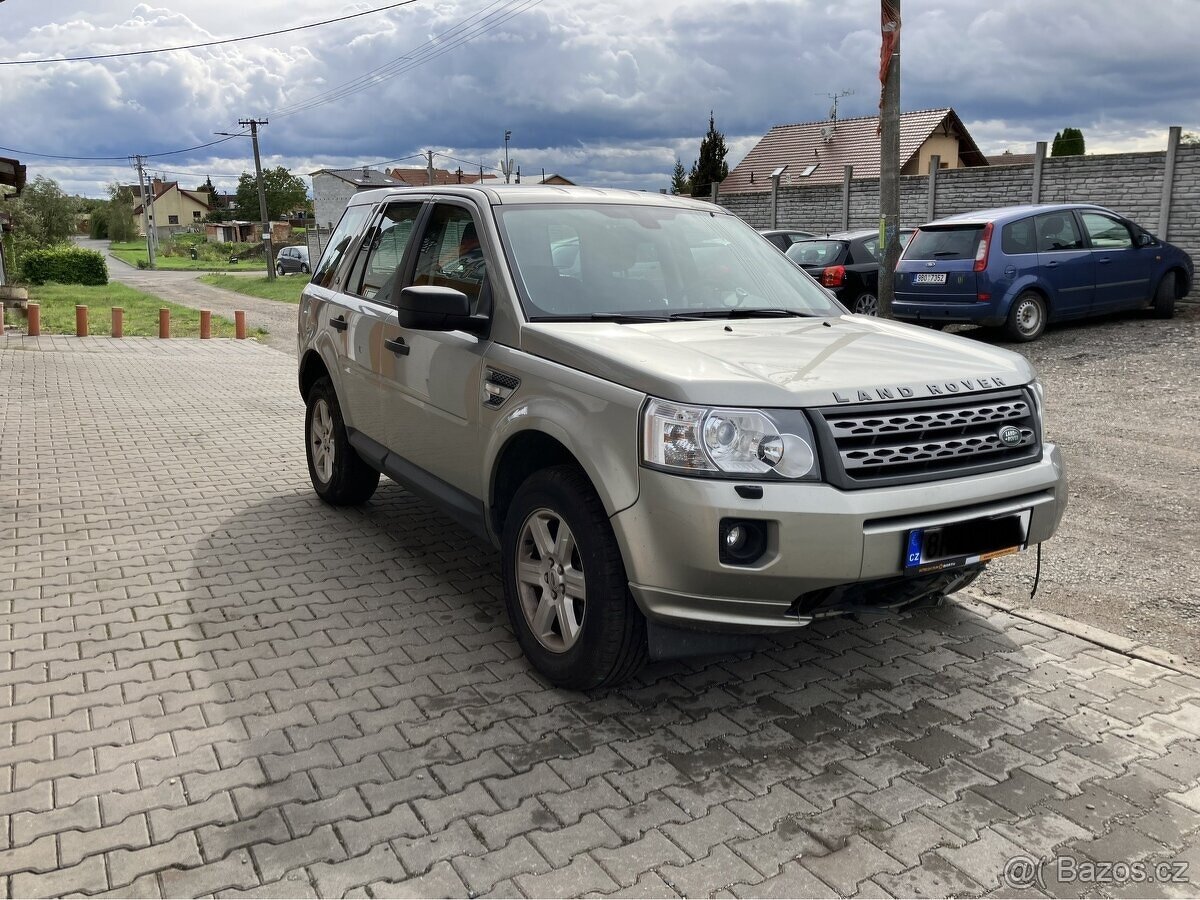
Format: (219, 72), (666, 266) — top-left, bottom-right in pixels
(1163, 265), (1191, 298)
(489, 430), (588, 538)
(1003, 279), (1052, 320)
(298, 348), (332, 401)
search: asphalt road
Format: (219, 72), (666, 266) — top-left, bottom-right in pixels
(80, 237), (299, 355)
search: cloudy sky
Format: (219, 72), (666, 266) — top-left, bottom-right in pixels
(2, 0), (1197, 198)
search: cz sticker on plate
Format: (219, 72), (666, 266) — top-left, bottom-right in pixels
(904, 509), (1031, 574)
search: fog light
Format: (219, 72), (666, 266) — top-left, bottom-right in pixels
(719, 518), (768, 566)
(724, 524), (746, 552)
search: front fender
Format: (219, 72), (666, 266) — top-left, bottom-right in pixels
(298, 291), (351, 404)
(482, 345), (645, 519)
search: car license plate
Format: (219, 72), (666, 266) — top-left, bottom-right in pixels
(904, 509), (1031, 574)
(913, 273), (947, 285)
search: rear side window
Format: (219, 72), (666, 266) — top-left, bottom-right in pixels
(904, 226), (984, 261)
(311, 205), (371, 289)
(1002, 218), (1037, 255)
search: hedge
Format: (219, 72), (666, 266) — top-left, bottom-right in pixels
(20, 247), (108, 286)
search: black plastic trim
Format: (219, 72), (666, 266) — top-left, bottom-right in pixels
(347, 429), (490, 542)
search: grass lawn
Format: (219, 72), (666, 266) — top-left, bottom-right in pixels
(199, 274), (306, 303)
(3, 282), (268, 340)
(109, 247), (267, 272)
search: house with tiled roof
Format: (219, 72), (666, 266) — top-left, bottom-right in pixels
(126, 178), (211, 233)
(721, 108), (987, 193)
(310, 167), (406, 230)
(387, 166), (500, 187)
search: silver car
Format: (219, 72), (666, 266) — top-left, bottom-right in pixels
(297, 186), (1067, 688)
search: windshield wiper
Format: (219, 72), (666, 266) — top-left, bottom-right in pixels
(528, 313), (670, 323)
(668, 308), (816, 320)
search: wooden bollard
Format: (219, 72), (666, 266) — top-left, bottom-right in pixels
(0, 304), (5, 336)
(235, 310), (246, 340)
(112, 307), (124, 338)
(200, 309), (212, 340)
(159, 308), (170, 339)
(28, 303), (40, 336)
(76, 305), (89, 337)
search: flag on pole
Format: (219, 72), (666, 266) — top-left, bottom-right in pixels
(878, 0), (901, 130)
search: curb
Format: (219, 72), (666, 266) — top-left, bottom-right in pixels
(961, 587), (1200, 679)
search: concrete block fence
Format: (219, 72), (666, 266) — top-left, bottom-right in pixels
(719, 132), (1200, 264)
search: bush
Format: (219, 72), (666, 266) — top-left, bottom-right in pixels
(20, 246), (109, 285)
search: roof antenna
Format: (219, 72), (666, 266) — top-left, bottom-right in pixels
(816, 90), (855, 126)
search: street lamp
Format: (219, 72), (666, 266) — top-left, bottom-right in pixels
(504, 130), (512, 184)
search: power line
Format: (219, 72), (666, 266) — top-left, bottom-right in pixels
(0, 0), (422, 66)
(0, 132), (248, 161)
(270, 0), (543, 121)
(434, 152), (502, 173)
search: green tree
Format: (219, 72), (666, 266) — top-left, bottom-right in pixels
(195, 176), (218, 209)
(89, 205), (109, 239)
(233, 167), (307, 221)
(670, 158), (691, 195)
(689, 112), (730, 198)
(1051, 127), (1086, 156)
(12, 175), (78, 246)
(104, 183), (138, 243)
(1181, 131), (1200, 146)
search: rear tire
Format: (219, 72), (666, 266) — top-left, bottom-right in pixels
(305, 377), (379, 506)
(853, 292), (879, 316)
(301, 263), (310, 274)
(1153, 272), (1176, 319)
(501, 465), (647, 689)
(1004, 291), (1046, 342)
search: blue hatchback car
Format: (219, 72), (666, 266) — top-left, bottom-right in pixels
(894, 203), (1193, 341)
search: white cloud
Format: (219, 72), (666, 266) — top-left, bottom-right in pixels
(2, 0), (1196, 197)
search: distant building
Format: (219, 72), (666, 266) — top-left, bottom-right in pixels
(310, 168), (403, 230)
(387, 166), (500, 187)
(721, 107), (988, 193)
(127, 178), (211, 234)
(987, 150), (1037, 167)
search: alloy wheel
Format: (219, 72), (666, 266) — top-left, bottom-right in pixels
(515, 508), (587, 653)
(309, 398), (335, 483)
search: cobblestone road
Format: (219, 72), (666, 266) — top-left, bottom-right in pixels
(2, 335), (1199, 898)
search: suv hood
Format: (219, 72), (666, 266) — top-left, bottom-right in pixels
(520, 315), (1035, 407)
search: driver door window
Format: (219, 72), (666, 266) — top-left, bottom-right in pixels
(412, 204), (487, 312)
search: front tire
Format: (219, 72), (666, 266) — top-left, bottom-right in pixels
(301, 263), (310, 274)
(501, 466), (646, 689)
(853, 292), (879, 316)
(1004, 291), (1047, 342)
(1153, 272), (1176, 319)
(276, 264), (286, 276)
(305, 377), (379, 506)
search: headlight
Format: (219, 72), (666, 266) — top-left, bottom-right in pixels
(641, 399), (819, 480)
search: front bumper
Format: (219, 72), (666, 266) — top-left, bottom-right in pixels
(612, 444), (1066, 631)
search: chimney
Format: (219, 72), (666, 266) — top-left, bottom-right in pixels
(362, 166), (369, 180)
(152, 177), (164, 194)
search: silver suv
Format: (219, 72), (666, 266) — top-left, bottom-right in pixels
(297, 185), (1067, 688)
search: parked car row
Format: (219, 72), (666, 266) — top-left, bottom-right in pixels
(767, 204), (1193, 341)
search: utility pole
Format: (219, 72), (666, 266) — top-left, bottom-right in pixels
(504, 130), (512, 184)
(134, 156), (156, 269)
(426, 150), (435, 186)
(238, 119), (276, 281)
(877, 0), (901, 318)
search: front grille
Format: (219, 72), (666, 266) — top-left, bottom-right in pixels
(812, 389), (1041, 488)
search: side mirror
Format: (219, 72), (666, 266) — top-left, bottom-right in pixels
(1138, 232), (1156, 248)
(397, 285), (487, 335)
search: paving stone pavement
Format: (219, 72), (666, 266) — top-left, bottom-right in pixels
(2, 334), (1199, 899)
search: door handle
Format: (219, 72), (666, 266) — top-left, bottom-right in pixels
(329, 316), (348, 331)
(1045, 261), (1058, 268)
(384, 337), (410, 356)
(1097, 258), (1111, 264)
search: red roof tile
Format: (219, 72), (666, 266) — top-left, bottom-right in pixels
(721, 108), (987, 193)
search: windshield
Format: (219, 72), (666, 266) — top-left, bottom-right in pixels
(495, 203), (842, 320)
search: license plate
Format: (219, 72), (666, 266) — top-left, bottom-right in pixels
(904, 509), (1031, 574)
(913, 273), (947, 284)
